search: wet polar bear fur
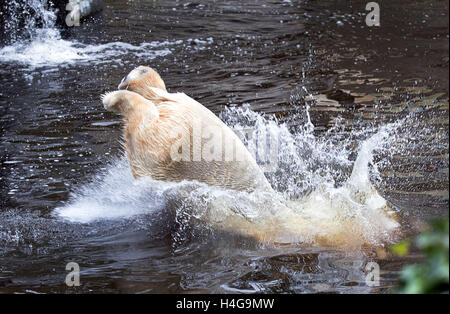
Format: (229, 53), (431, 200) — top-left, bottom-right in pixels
(102, 87), (272, 193)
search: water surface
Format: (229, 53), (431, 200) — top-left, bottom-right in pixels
(0, 0), (448, 293)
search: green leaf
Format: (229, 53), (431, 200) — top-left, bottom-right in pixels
(391, 239), (411, 257)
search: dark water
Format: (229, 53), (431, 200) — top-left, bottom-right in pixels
(0, 0), (448, 293)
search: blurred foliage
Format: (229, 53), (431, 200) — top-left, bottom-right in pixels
(391, 239), (411, 257)
(392, 218), (449, 294)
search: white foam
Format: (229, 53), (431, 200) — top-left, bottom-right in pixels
(55, 158), (174, 223)
(0, 33), (174, 68)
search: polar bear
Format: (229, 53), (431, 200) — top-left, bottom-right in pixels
(102, 87), (272, 192)
(100, 67), (399, 247)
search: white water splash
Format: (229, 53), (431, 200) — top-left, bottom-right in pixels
(55, 158), (173, 223)
(0, 0), (192, 68)
(0, 35), (174, 68)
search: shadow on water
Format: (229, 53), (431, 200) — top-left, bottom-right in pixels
(0, 0), (448, 293)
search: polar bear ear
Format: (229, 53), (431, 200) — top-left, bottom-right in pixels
(102, 91), (132, 113)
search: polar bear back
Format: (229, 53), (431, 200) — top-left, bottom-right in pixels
(124, 89), (272, 192)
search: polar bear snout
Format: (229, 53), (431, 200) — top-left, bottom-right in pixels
(102, 90), (158, 119)
(102, 90), (129, 113)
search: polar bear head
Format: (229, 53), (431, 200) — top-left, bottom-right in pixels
(118, 66), (167, 98)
